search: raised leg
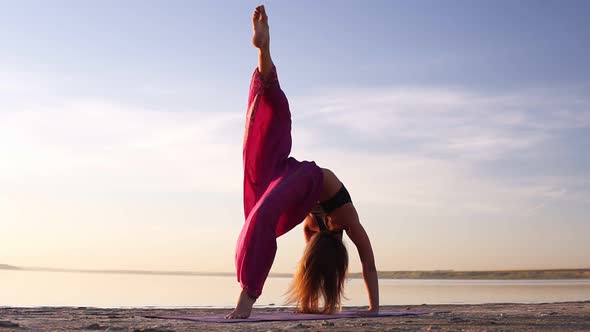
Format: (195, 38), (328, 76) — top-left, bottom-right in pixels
(242, 4), (292, 219)
(227, 5), (274, 319)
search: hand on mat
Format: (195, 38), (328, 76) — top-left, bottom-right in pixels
(356, 307), (380, 317)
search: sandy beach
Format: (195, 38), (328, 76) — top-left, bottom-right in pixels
(1, 301), (589, 331)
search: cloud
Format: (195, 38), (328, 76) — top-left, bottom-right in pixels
(0, 69), (52, 95)
(2, 76), (589, 271)
(3, 82), (586, 215)
(286, 85), (590, 220)
(290, 85), (590, 162)
(0, 96), (244, 195)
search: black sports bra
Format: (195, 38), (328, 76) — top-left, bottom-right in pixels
(310, 183), (352, 234)
(319, 184), (352, 214)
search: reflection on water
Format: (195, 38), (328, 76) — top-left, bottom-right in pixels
(1, 270), (589, 308)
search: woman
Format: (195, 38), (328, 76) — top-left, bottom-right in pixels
(226, 5), (379, 319)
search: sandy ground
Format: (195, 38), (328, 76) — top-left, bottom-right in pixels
(1, 302), (589, 331)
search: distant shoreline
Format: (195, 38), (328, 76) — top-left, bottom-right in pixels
(0, 264), (20, 270)
(2, 264), (589, 279)
(369, 269), (590, 280)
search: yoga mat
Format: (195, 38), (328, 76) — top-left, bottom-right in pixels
(145, 310), (432, 323)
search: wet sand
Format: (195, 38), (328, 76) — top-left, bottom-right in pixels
(1, 302), (589, 331)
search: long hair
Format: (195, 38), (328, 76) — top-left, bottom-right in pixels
(286, 231), (348, 314)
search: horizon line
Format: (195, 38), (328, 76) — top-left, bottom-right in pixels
(2, 264), (590, 277)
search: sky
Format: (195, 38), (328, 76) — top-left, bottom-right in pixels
(1, 0), (589, 274)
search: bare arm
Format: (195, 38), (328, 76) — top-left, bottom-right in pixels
(319, 169), (379, 312)
(346, 218), (380, 312)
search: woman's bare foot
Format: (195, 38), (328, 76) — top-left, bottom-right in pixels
(252, 5), (270, 50)
(252, 5), (274, 78)
(225, 289), (256, 319)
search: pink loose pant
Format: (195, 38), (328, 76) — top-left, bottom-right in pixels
(236, 67), (323, 298)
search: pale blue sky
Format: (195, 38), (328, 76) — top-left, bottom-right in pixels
(1, 1), (589, 273)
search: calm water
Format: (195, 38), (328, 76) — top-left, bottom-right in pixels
(2, 270), (589, 308)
